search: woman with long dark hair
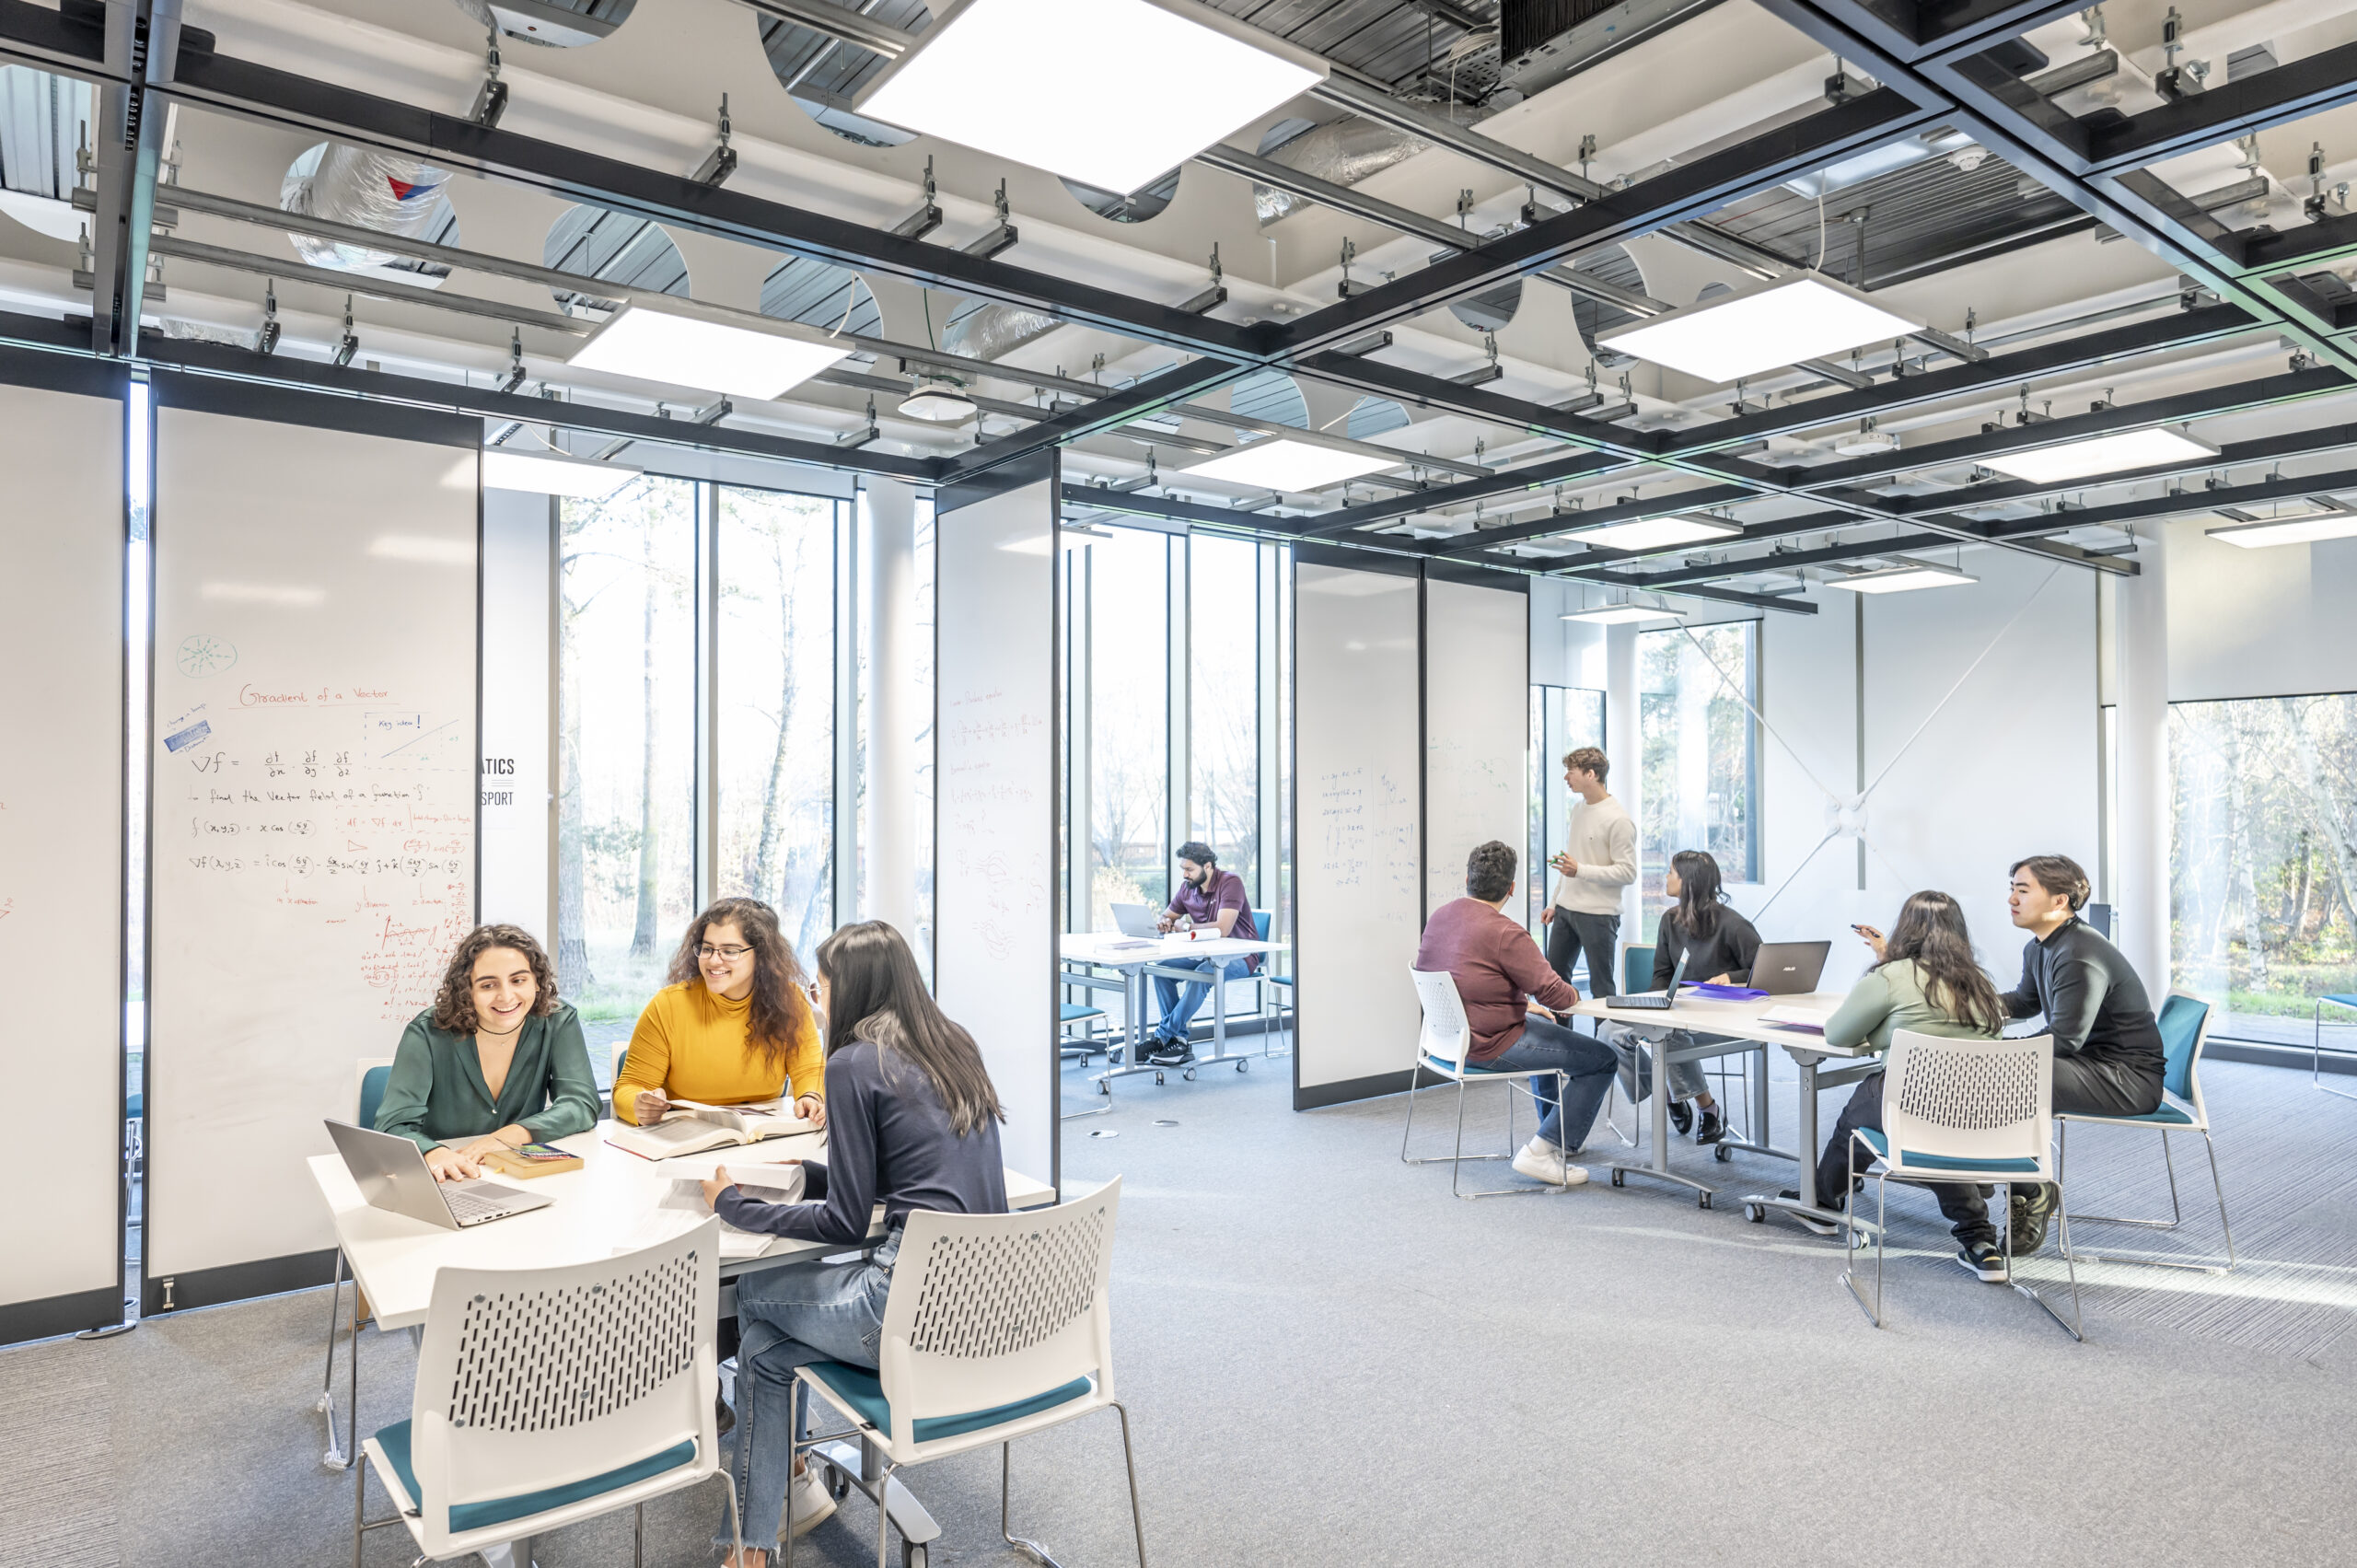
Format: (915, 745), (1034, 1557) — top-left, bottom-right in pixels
(1606, 850), (1761, 1144)
(1797, 889), (2010, 1279)
(376, 923), (598, 1180)
(699, 920), (1009, 1564)
(613, 897), (828, 1131)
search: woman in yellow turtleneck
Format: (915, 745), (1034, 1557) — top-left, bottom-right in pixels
(613, 897), (828, 1129)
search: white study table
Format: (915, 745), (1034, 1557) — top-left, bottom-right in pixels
(1569, 990), (1881, 1225)
(309, 1121), (1055, 1556)
(1060, 932), (1288, 1092)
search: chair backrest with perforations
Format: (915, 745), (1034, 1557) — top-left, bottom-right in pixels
(2158, 991), (2212, 1121)
(877, 1179), (1121, 1456)
(1881, 1030), (2053, 1177)
(405, 1216), (719, 1552)
(1410, 969), (1471, 1072)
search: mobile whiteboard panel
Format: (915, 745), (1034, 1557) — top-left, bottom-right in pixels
(1294, 559), (1422, 1105)
(147, 394), (479, 1306)
(932, 467), (1057, 1184)
(1422, 575), (1528, 917)
(0, 370), (126, 1343)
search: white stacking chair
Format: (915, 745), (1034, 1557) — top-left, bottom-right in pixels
(1841, 1030), (2083, 1342)
(354, 1216), (741, 1568)
(2057, 990), (2235, 1273)
(1399, 969), (1574, 1200)
(784, 1179), (1144, 1568)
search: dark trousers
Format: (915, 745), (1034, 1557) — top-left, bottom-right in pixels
(1816, 1054), (2164, 1248)
(1545, 908), (1620, 997)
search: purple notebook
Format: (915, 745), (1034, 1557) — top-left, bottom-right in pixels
(1685, 982), (1769, 1002)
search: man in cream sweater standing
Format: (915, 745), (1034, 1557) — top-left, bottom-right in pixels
(1541, 747), (1638, 1006)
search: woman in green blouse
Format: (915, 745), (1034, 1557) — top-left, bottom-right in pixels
(375, 923), (598, 1181)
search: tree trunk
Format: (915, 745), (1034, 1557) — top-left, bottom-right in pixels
(629, 552), (661, 958)
(2224, 716), (2267, 988)
(752, 525), (795, 901)
(2287, 697), (2357, 958)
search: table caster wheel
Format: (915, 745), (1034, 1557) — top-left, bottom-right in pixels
(1183, 1067), (1197, 1081)
(824, 1462), (851, 1501)
(1699, 1192), (1713, 1210)
(1746, 1203), (1764, 1223)
(1097, 1081), (1110, 1097)
(1154, 1071), (1166, 1085)
(1609, 1169), (1625, 1188)
(903, 1542), (928, 1568)
(1713, 1143), (1734, 1163)
(1237, 1059), (1248, 1073)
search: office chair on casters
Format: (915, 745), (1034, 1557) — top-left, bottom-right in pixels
(2057, 991), (2235, 1273)
(1841, 1030), (2081, 1342)
(354, 1216), (738, 1568)
(319, 1057), (394, 1469)
(1400, 969), (1575, 1199)
(784, 1180), (1144, 1568)
(1061, 1001), (1115, 1121)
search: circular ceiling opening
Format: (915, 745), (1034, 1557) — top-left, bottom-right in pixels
(1060, 167), (1181, 224)
(280, 143), (459, 286)
(452, 0), (638, 48)
(542, 204), (688, 317)
(757, 1), (930, 147)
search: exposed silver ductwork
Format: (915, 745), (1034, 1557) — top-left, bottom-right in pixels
(1255, 118), (1429, 227)
(941, 301), (1059, 363)
(279, 143), (457, 283)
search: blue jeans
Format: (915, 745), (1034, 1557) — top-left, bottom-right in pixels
(715, 1229), (900, 1552)
(1150, 956), (1252, 1041)
(1480, 1016), (1619, 1152)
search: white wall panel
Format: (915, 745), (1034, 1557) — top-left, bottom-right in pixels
(933, 474), (1057, 1183)
(480, 488), (552, 942)
(0, 376), (124, 1341)
(2164, 518), (2357, 703)
(1423, 576), (1528, 914)
(1295, 561), (1422, 1102)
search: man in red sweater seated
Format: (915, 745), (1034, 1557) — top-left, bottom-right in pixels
(1415, 840), (1620, 1188)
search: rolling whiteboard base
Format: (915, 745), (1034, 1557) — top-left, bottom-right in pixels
(1295, 1068), (1420, 1112)
(0, 1285), (125, 1349)
(143, 1247), (339, 1318)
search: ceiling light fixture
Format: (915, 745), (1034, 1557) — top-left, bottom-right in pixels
(1562, 603), (1681, 624)
(2205, 505), (2357, 549)
(1567, 514), (1742, 551)
(898, 373), (979, 424)
(1822, 563), (1978, 593)
(482, 448), (641, 498)
(565, 299), (851, 401)
(1183, 437), (1399, 493)
(1596, 273), (1922, 384)
(1980, 425), (2219, 484)
(855, 0), (1327, 196)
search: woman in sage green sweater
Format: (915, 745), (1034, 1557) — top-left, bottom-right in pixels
(1805, 890), (2012, 1277)
(375, 923), (599, 1181)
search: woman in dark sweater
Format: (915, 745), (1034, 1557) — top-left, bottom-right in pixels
(1608, 850), (1760, 1143)
(700, 921), (1008, 1566)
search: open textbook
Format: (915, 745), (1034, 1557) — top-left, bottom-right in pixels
(605, 1097), (819, 1160)
(610, 1169), (808, 1260)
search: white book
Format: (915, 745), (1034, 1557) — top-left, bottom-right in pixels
(604, 1097), (819, 1160)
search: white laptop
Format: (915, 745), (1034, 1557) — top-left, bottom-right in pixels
(1109, 901), (1165, 938)
(325, 1119), (552, 1229)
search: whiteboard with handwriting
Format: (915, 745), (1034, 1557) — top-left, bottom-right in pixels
(0, 377), (124, 1339)
(932, 476), (1056, 1182)
(1294, 561), (1422, 1102)
(1422, 576), (1528, 917)
(148, 401), (478, 1290)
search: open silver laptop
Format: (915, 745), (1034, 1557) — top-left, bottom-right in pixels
(325, 1120), (552, 1229)
(1109, 901), (1164, 938)
(1751, 941), (1831, 995)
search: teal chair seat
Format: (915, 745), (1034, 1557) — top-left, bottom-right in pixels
(803, 1362), (1095, 1445)
(1060, 1003), (1105, 1023)
(373, 1419), (696, 1535)
(2325, 993), (2357, 1008)
(1856, 1127), (2042, 1174)
(2087, 1100), (2196, 1128)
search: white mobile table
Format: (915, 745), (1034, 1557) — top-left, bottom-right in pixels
(1060, 932), (1287, 1091)
(1570, 991), (1879, 1222)
(310, 1122), (1054, 1561)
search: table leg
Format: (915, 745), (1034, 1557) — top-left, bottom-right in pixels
(1608, 1031), (1717, 1205)
(1742, 1052), (1880, 1235)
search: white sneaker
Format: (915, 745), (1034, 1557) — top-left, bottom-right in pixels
(786, 1463), (838, 1539)
(1512, 1137), (1589, 1187)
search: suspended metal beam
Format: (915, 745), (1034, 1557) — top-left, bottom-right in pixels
(2084, 41), (2357, 175)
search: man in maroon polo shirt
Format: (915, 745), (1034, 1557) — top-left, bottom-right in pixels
(1416, 840), (1620, 1187)
(1144, 842), (1262, 1067)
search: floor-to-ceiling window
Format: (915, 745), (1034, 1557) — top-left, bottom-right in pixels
(2170, 693), (2357, 1046)
(1086, 528), (1171, 926)
(1190, 533), (1260, 897)
(1529, 685), (1608, 931)
(715, 487), (837, 958)
(1638, 621), (1761, 934)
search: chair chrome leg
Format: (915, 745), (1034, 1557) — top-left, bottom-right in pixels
(1111, 1400), (1148, 1568)
(2062, 1125), (2233, 1272)
(319, 1249), (348, 1468)
(2014, 1182), (2086, 1342)
(1398, 1063), (1421, 1165)
(351, 1421), (365, 1568)
(1002, 1439), (1066, 1568)
(1449, 1076), (1469, 1199)
(633, 1500), (644, 1568)
(721, 1462), (747, 1568)
(2205, 1132), (2236, 1269)
(1840, 1138), (1885, 1328)
(874, 1459), (900, 1568)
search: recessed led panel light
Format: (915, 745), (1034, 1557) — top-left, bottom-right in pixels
(1568, 514), (1743, 551)
(566, 300), (851, 401)
(1822, 563), (1978, 593)
(1596, 273), (1921, 384)
(1184, 437), (1399, 493)
(482, 448), (642, 498)
(1562, 604), (1680, 624)
(1980, 426), (2219, 484)
(856, 0), (1327, 196)
(2206, 509), (2357, 548)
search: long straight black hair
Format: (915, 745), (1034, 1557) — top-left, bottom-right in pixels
(814, 921), (1005, 1136)
(1668, 849), (1726, 940)
(1879, 889), (2006, 1036)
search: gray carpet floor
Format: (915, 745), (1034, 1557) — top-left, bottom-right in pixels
(6, 1048), (2356, 1568)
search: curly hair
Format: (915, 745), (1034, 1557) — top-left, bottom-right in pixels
(430, 924), (560, 1033)
(666, 898), (813, 1074)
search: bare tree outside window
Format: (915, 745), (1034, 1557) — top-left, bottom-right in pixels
(1190, 535), (1259, 898)
(1638, 622), (1760, 935)
(1089, 528), (1168, 925)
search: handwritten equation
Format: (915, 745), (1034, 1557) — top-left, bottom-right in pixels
(1316, 764), (1417, 900)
